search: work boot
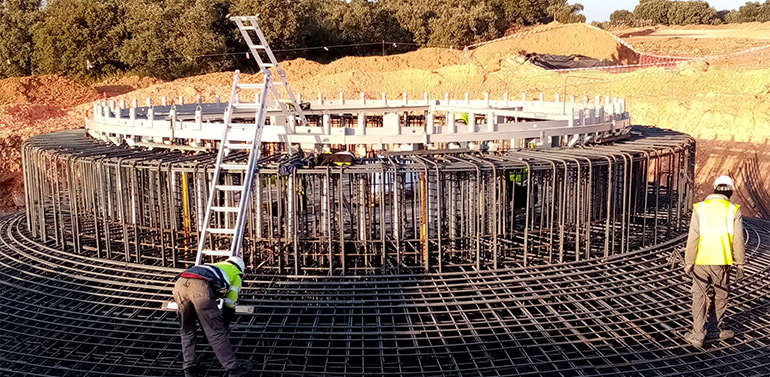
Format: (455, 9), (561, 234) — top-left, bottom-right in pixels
(228, 360), (252, 377)
(683, 331), (704, 348)
(706, 329), (735, 340)
(719, 329), (734, 340)
(182, 365), (202, 377)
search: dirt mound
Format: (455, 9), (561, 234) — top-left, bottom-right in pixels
(471, 23), (639, 71)
(0, 104), (81, 141)
(615, 21), (770, 57)
(93, 76), (165, 98)
(279, 50), (464, 80)
(0, 104), (82, 210)
(69, 72), (261, 117)
(0, 104), (67, 131)
(281, 58), (324, 81)
(0, 75), (99, 109)
(316, 48), (465, 75)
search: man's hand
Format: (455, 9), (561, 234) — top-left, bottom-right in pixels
(222, 305), (236, 327)
(684, 264), (694, 277)
(736, 265), (745, 281)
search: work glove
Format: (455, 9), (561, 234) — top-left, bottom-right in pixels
(222, 305), (236, 327)
(736, 265), (745, 281)
(684, 264), (694, 277)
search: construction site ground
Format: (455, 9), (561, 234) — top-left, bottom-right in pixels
(2, 21), (770, 217)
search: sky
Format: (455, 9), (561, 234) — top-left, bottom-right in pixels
(579, 0), (750, 22)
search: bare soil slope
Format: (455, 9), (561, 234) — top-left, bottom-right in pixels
(0, 75), (99, 108)
(615, 21), (770, 56)
(473, 23), (640, 70)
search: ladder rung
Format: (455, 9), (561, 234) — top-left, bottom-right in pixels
(241, 26), (257, 31)
(206, 228), (237, 235)
(261, 63), (275, 68)
(231, 103), (261, 109)
(212, 206), (240, 212)
(224, 143), (253, 150)
(215, 184), (245, 191)
(238, 83), (264, 90)
(202, 249), (232, 256)
(219, 163), (249, 170)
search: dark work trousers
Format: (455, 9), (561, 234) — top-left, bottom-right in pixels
(172, 277), (237, 370)
(691, 265), (730, 339)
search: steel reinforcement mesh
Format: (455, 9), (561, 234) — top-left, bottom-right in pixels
(22, 127), (695, 275)
(1, 214), (770, 376)
(7, 126), (770, 376)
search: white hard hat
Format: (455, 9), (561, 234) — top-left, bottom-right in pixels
(226, 256), (245, 273)
(714, 175), (735, 191)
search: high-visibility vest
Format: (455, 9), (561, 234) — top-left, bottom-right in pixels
(694, 199), (739, 265)
(182, 262), (242, 308)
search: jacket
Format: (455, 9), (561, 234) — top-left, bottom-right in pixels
(685, 194), (745, 266)
(180, 261), (242, 308)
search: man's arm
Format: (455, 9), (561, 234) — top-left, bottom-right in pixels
(222, 274), (242, 327)
(223, 274), (242, 308)
(684, 207), (700, 266)
(733, 208), (745, 266)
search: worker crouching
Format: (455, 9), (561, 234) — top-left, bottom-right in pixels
(683, 176), (746, 348)
(172, 256), (252, 377)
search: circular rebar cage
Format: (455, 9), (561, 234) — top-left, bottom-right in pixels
(23, 127), (694, 275)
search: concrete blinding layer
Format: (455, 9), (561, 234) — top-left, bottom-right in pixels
(24, 127), (693, 275)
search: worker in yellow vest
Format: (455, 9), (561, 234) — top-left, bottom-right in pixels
(683, 175), (745, 348)
(172, 256), (252, 377)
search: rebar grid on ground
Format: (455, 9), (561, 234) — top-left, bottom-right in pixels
(22, 127), (694, 275)
(1, 214), (769, 376)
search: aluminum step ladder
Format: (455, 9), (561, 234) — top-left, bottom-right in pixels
(194, 16), (311, 266)
(194, 70), (272, 265)
(231, 15), (308, 131)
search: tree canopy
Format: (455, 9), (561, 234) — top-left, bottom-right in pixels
(611, 0), (768, 27)
(1, 0), (588, 79)
(0, 0), (41, 77)
(634, 0), (671, 25)
(119, 0), (231, 77)
(32, 0), (127, 76)
(726, 1), (770, 22)
(609, 9), (634, 25)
